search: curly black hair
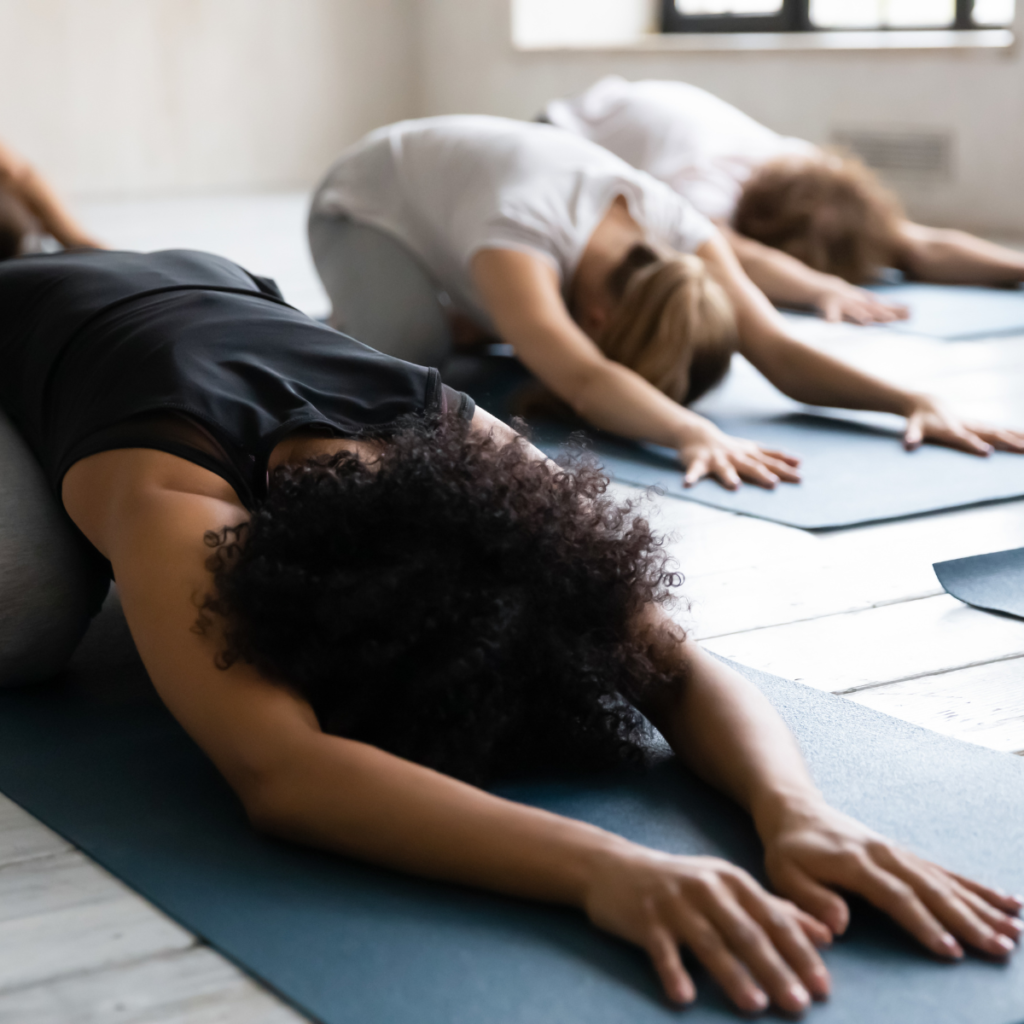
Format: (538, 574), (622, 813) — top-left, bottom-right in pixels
(199, 415), (686, 786)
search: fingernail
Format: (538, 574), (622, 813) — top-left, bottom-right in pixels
(940, 933), (964, 958)
(789, 982), (811, 1008)
(809, 965), (831, 995)
(1006, 917), (1024, 936)
(994, 934), (1015, 954)
(1010, 894), (1024, 909)
(748, 987), (769, 1012)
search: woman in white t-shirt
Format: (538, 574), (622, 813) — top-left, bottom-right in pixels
(309, 115), (1024, 490)
(543, 77), (1024, 325)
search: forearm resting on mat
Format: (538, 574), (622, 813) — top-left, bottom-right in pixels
(718, 224), (905, 325)
(639, 630), (822, 839)
(896, 221), (1024, 285)
(699, 233), (915, 413)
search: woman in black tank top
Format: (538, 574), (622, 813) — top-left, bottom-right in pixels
(0, 249), (1015, 1014)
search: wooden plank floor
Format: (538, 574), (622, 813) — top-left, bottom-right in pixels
(1, 203), (1021, 1020)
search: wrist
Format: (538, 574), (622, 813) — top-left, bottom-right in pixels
(810, 275), (846, 300)
(573, 833), (647, 905)
(750, 784), (829, 845)
(671, 411), (719, 451)
(886, 388), (930, 419)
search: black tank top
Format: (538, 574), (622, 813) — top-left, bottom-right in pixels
(0, 249), (472, 510)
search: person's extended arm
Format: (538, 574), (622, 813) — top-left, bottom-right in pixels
(895, 220), (1024, 286)
(718, 223), (907, 325)
(698, 232), (1024, 456)
(0, 139), (102, 250)
(472, 247), (800, 490)
(638, 620), (1021, 969)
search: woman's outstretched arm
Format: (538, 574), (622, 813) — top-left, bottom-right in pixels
(718, 224), (907, 325)
(0, 139), (103, 250)
(697, 232), (1024, 455)
(638, 627), (1021, 965)
(895, 221), (1024, 285)
(472, 246), (801, 491)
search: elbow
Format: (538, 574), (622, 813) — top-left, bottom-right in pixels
(229, 757), (307, 837)
(240, 778), (300, 838)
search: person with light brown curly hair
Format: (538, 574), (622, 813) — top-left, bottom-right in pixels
(542, 77), (1024, 325)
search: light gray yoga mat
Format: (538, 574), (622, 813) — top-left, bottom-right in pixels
(530, 414), (1024, 530)
(934, 546), (1024, 620)
(446, 354), (1024, 531)
(864, 282), (1024, 340)
(1, 595), (1024, 1024)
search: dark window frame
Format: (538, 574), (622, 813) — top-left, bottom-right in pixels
(661, 0), (994, 34)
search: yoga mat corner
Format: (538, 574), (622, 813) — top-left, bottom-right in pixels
(934, 545), (1024, 620)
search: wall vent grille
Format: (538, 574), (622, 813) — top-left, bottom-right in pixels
(830, 129), (952, 177)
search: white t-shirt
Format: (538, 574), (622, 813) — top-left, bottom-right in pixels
(543, 77), (816, 223)
(312, 115), (715, 327)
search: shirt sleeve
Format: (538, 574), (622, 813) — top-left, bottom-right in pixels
(462, 218), (563, 277)
(441, 384), (476, 421)
(633, 178), (717, 255)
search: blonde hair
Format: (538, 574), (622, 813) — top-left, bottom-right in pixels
(516, 244), (737, 422)
(734, 151), (903, 284)
(598, 244), (738, 405)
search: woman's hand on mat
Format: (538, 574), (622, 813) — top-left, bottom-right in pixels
(583, 844), (832, 1014)
(903, 395), (1024, 455)
(678, 421), (801, 491)
(761, 799), (1024, 960)
(812, 281), (908, 325)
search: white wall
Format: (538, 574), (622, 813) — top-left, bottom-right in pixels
(2, 0), (1021, 233)
(0, 0), (417, 197)
(415, 0), (1024, 233)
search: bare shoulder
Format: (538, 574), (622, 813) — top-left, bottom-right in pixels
(62, 447), (247, 562)
(63, 448), (320, 798)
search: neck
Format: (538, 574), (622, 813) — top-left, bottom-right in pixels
(570, 195), (646, 316)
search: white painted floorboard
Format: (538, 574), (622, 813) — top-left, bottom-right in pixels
(849, 656), (1024, 754)
(0, 947), (300, 1024)
(701, 594), (1024, 694)
(0, 797), (302, 1023)
(0, 199), (1021, 1021)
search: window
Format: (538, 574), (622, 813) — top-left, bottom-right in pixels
(661, 0), (1015, 32)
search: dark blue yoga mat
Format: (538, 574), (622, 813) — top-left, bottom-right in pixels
(2, 595), (1024, 1023)
(445, 353), (1024, 530)
(934, 546), (1024, 620)
(864, 282), (1024, 340)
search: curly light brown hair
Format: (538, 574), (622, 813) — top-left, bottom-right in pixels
(734, 151), (904, 284)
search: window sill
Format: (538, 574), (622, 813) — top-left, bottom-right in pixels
(514, 27), (1014, 53)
